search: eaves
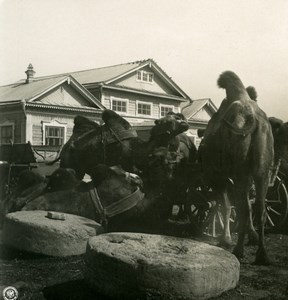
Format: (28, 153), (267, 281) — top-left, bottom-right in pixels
(101, 85), (189, 102)
(25, 102), (104, 114)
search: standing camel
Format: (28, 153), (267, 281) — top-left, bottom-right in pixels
(200, 71), (274, 265)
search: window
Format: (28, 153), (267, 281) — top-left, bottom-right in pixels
(111, 97), (128, 114)
(42, 120), (66, 146)
(45, 126), (64, 146)
(137, 101), (152, 116)
(0, 125), (13, 144)
(160, 105), (174, 117)
(136, 70), (154, 83)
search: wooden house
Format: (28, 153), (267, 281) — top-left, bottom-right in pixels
(0, 65), (104, 161)
(0, 60), (217, 160)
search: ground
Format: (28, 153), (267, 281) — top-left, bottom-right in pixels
(0, 230), (288, 300)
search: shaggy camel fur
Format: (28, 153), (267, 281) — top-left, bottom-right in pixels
(200, 71), (274, 265)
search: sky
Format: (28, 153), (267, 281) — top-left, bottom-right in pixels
(0, 0), (288, 119)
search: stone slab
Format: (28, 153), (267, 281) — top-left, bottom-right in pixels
(2, 210), (104, 256)
(85, 232), (240, 299)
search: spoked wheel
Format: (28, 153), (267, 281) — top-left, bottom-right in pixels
(264, 175), (288, 230)
(249, 175), (288, 231)
(201, 204), (237, 237)
(185, 182), (237, 238)
(186, 173), (288, 238)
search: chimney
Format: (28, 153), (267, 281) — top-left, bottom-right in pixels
(25, 63), (35, 83)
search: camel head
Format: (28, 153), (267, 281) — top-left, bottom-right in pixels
(151, 112), (189, 138)
(218, 71), (250, 102)
(146, 147), (181, 184)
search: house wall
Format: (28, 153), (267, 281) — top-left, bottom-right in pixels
(113, 66), (177, 95)
(27, 110), (101, 145)
(0, 106), (26, 144)
(30, 113), (72, 145)
(101, 89), (182, 121)
(36, 83), (94, 108)
(25, 108), (101, 162)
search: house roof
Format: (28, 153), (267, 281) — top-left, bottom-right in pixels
(181, 98), (217, 120)
(0, 75), (105, 109)
(27, 61), (142, 85)
(15, 59), (191, 101)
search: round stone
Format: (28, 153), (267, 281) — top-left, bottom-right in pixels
(2, 210), (104, 256)
(85, 232), (240, 300)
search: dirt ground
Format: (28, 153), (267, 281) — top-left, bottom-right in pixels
(0, 229), (288, 300)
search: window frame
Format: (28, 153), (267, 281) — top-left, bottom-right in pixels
(136, 100), (153, 117)
(42, 120), (67, 146)
(111, 97), (129, 115)
(0, 122), (14, 144)
(159, 104), (175, 118)
(136, 70), (154, 83)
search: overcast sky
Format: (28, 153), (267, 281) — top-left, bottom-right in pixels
(0, 0), (287, 119)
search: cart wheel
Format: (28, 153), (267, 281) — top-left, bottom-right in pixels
(185, 184), (237, 238)
(249, 175), (288, 230)
(202, 204), (237, 238)
(265, 175), (288, 230)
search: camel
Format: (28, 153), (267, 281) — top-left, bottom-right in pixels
(199, 71), (274, 265)
(1, 165), (168, 234)
(47, 110), (189, 179)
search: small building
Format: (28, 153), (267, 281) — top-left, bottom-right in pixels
(182, 98), (217, 148)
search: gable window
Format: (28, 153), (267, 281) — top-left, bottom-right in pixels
(42, 120), (66, 147)
(160, 104), (174, 117)
(137, 101), (152, 116)
(0, 124), (14, 144)
(137, 70), (154, 83)
(111, 97), (128, 114)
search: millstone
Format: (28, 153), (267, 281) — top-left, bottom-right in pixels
(85, 232), (240, 300)
(2, 211), (104, 256)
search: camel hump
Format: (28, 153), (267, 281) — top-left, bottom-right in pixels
(246, 86), (258, 101)
(73, 115), (99, 134)
(223, 101), (256, 135)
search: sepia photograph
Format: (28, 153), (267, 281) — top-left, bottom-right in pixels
(0, 0), (288, 299)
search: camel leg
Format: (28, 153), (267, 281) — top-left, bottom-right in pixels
(253, 177), (270, 265)
(219, 189), (233, 247)
(246, 198), (259, 245)
(233, 184), (250, 259)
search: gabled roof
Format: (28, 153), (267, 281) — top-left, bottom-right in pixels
(27, 62), (142, 85)
(181, 98), (217, 120)
(16, 59), (191, 101)
(0, 75), (105, 109)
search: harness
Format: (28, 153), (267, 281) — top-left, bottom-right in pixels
(73, 124), (137, 164)
(89, 186), (144, 227)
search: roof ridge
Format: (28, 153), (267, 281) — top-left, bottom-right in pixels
(30, 59), (152, 81)
(192, 98), (210, 101)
